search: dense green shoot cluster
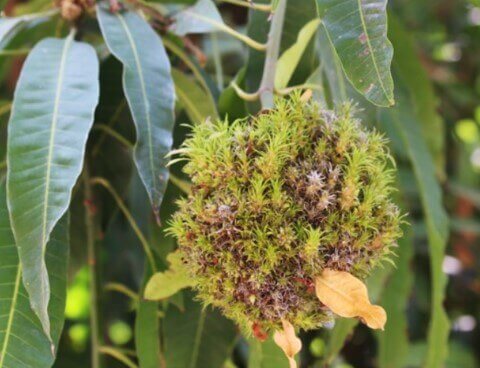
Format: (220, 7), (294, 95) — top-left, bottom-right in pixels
(168, 96), (402, 334)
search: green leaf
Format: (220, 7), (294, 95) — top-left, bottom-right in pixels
(377, 225), (413, 368)
(248, 337), (289, 368)
(97, 7), (175, 218)
(316, 25), (348, 107)
(378, 85), (450, 368)
(275, 19), (320, 90)
(6, 35), (98, 339)
(388, 15), (445, 177)
(144, 251), (194, 300)
(163, 293), (237, 368)
(170, 0), (224, 36)
(0, 180), (69, 368)
(172, 68), (218, 123)
(316, 0), (394, 106)
(135, 267), (162, 368)
(0, 12), (51, 49)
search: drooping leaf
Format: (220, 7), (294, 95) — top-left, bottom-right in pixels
(316, 0), (394, 106)
(163, 292), (237, 368)
(145, 251), (194, 301)
(0, 180), (69, 368)
(172, 68), (218, 124)
(316, 25), (348, 107)
(315, 269), (387, 330)
(378, 84), (450, 368)
(6, 35), (98, 339)
(248, 336), (289, 368)
(275, 19), (320, 90)
(170, 0), (224, 36)
(97, 6), (175, 219)
(273, 320), (302, 368)
(388, 14), (445, 177)
(377, 225), (413, 368)
(135, 265), (162, 368)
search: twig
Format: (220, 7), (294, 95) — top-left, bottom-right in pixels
(83, 168), (102, 368)
(92, 124), (134, 150)
(231, 80), (260, 101)
(99, 346), (138, 368)
(259, 0), (287, 109)
(90, 177), (157, 273)
(105, 282), (139, 301)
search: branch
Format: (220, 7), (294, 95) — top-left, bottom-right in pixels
(259, 0), (287, 109)
(90, 177), (157, 273)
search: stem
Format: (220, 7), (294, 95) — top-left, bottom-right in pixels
(90, 177), (157, 273)
(211, 33), (224, 90)
(83, 168), (102, 368)
(258, 0), (287, 109)
(105, 283), (139, 301)
(231, 80), (260, 101)
(0, 160), (6, 171)
(91, 100), (127, 157)
(92, 124), (134, 150)
(99, 346), (138, 368)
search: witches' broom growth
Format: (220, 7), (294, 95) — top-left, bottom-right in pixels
(167, 95), (402, 336)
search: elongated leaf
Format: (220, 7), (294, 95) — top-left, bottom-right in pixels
(0, 13), (50, 48)
(136, 264), (161, 368)
(172, 68), (218, 124)
(6, 35), (98, 339)
(316, 0), (394, 106)
(163, 293), (237, 368)
(377, 225), (413, 368)
(275, 19), (320, 90)
(248, 337), (289, 368)
(170, 0), (223, 36)
(388, 15), (445, 176)
(0, 180), (68, 368)
(378, 85), (450, 368)
(98, 7), (175, 219)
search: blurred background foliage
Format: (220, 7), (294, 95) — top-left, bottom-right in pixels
(1, 0), (480, 367)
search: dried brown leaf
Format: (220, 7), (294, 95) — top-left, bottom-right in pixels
(315, 268), (387, 330)
(273, 320), (302, 368)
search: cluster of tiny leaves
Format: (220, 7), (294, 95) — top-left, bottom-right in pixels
(168, 95), (402, 333)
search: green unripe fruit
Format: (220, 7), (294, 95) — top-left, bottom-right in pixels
(168, 95), (402, 335)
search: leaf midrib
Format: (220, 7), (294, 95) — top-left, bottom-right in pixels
(189, 310), (205, 368)
(116, 13), (157, 194)
(42, 34), (73, 258)
(0, 265), (22, 367)
(355, 0), (391, 102)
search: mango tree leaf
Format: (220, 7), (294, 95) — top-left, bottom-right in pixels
(275, 19), (320, 90)
(6, 35), (98, 339)
(0, 180), (69, 368)
(388, 15), (445, 177)
(97, 7), (175, 219)
(163, 293), (237, 368)
(170, 0), (223, 36)
(316, 0), (394, 106)
(135, 264), (161, 368)
(377, 225), (413, 368)
(248, 337), (289, 368)
(316, 25), (348, 107)
(172, 68), (218, 124)
(378, 84), (450, 368)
